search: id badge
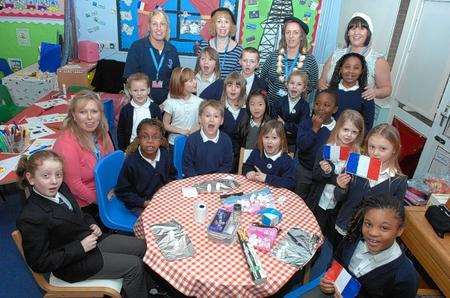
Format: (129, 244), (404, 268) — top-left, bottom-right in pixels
(152, 80), (163, 89)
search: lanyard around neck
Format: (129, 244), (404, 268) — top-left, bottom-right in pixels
(284, 51), (300, 78)
(214, 37), (230, 70)
(149, 47), (165, 81)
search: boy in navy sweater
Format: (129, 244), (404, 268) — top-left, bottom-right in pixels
(116, 119), (172, 215)
(296, 89), (338, 198)
(183, 100), (233, 177)
(240, 47), (267, 97)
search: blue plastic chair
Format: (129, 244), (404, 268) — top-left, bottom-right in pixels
(284, 274), (323, 298)
(0, 58), (12, 80)
(94, 150), (137, 232)
(173, 135), (187, 179)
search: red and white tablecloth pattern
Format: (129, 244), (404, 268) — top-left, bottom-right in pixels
(134, 174), (323, 298)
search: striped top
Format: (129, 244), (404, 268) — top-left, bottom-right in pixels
(260, 50), (319, 105)
(200, 39), (243, 79)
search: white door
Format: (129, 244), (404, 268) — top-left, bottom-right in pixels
(414, 77), (450, 177)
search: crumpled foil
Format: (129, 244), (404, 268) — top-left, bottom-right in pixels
(150, 220), (195, 261)
(193, 178), (240, 193)
(271, 227), (321, 268)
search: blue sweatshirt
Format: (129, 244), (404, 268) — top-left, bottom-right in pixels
(115, 148), (171, 209)
(335, 88), (374, 131)
(183, 130), (233, 177)
(243, 149), (297, 190)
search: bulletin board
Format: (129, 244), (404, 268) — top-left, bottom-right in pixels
(241, 0), (322, 65)
(117, 0), (240, 55)
(74, 0), (119, 49)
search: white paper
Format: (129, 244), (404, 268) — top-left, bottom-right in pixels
(182, 186), (198, 198)
(0, 155), (21, 181)
(26, 113), (67, 124)
(34, 98), (68, 109)
(23, 139), (56, 155)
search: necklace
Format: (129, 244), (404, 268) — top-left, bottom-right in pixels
(276, 48), (306, 83)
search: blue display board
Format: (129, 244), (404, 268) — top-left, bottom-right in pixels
(117, 0), (240, 55)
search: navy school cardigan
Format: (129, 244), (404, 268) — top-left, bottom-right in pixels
(117, 102), (162, 151)
(115, 147), (172, 209)
(334, 237), (418, 298)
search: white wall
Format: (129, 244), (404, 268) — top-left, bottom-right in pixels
(336, 0), (401, 56)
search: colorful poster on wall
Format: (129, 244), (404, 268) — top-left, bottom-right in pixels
(117, 0), (239, 55)
(0, 0), (64, 18)
(240, 0), (322, 65)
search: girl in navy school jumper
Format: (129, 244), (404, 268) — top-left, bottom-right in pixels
(236, 89), (272, 150)
(332, 124), (407, 247)
(243, 120), (297, 190)
(320, 194), (418, 298)
(271, 70), (310, 150)
(117, 73), (162, 151)
(330, 52), (375, 131)
(307, 109), (365, 240)
(220, 71), (247, 170)
(183, 100), (233, 177)
(116, 119), (172, 215)
(295, 89), (338, 199)
(196, 46), (223, 101)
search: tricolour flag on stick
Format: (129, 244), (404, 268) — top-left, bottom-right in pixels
(323, 145), (351, 162)
(346, 152), (381, 181)
(325, 260), (361, 298)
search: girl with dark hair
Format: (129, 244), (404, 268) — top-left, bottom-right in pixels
(236, 89), (272, 150)
(116, 118), (172, 215)
(330, 52), (374, 130)
(319, 12), (392, 101)
(320, 194), (418, 298)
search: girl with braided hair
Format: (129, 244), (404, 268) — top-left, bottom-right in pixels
(319, 193), (418, 298)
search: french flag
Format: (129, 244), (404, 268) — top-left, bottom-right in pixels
(346, 152), (381, 181)
(325, 260), (361, 298)
(323, 145), (351, 162)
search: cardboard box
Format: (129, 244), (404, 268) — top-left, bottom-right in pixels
(57, 62), (96, 90)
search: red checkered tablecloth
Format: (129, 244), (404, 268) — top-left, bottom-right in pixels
(134, 174), (323, 298)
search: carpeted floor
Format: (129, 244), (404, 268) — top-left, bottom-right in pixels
(0, 185), (42, 298)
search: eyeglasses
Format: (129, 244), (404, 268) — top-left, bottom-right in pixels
(139, 135), (162, 141)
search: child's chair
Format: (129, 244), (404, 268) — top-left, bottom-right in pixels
(173, 135), (187, 179)
(0, 84), (26, 123)
(94, 150), (138, 233)
(11, 230), (122, 298)
(237, 147), (253, 175)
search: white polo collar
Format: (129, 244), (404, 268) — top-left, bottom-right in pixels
(200, 129), (220, 143)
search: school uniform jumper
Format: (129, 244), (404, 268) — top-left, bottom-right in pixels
(248, 74), (267, 94)
(183, 130), (234, 177)
(334, 237), (419, 298)
(115, 148), (171, 210)
(117, 101), (162, 151)
(199, 79), (223, 101)
(16, 184), (148, 297)
(335, 86), (375, 131)
(123, 37), (180, 105)
(335, 174), (407, 234)
(271, 95), (311, 146)
(243, 149), (297, 190)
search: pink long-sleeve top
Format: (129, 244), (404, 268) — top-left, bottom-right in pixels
(53, 130), (114, 207)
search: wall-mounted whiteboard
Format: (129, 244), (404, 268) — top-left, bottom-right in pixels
(75, 0), (119, 49)
(394, 0), (450, 121)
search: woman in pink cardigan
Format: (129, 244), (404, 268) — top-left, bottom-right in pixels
(54, 90), (114, 216)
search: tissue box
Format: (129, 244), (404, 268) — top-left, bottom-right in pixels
(57, 62), (96, 90)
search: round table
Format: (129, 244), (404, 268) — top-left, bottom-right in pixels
(134, 174), (323, 298)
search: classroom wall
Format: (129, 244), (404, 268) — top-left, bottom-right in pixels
(336, 0), (401, 56)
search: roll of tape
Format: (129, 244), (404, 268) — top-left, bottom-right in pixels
(195, 202), (207, 224)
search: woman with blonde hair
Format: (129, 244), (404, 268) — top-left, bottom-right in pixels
(199, 8), (243, 79)
(124, 10), (180, 105)
(54, 90), (114, 216)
